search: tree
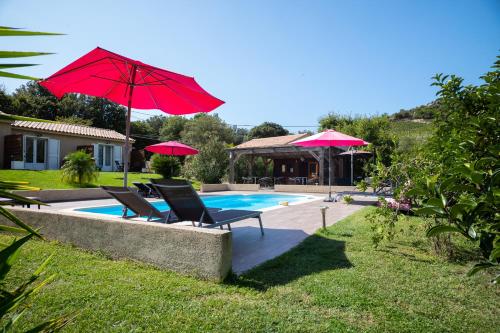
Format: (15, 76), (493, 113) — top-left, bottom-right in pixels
(130, 120), (155, 150)
(183, 138), (229, 183)
(247, 122), (289, 139)
(0, 86), (13, 113)
(145, 115), (167, 137)
(180, 114), (234, 147)
(160, 116), (188, 142)
(55, 115), (92, 126)
(232, 127), (249, 145)
(9, 82), (127, 132)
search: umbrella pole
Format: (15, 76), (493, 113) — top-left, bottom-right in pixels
(123, 66), (137, 187)
(325, 146), (334, 202)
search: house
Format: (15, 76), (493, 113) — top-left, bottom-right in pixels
(228, 133), (371, 185)
(0, 112), (131, 171)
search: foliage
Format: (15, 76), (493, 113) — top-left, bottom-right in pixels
(232, 127), (249, 145)
(130, 120), (155, 150)
(0, 181), (70, 331)
(183, 138), (229, 183)
(159, 116), (188, 142)
(407, 61), (500, 282)
(5, 82), (127, 132)
(318, 113), (397, 165)
(180, 114), (234, 147)
(247, 122), (289, 139)
(367, 56), (500, 282)
(150, 154), (180, 179)
(342, 195), (353, 204)
(54, 115), (92, 126)
(60, 151), (99, 186)
(392, 100), (441, 120)
(0, 26), (61, 80)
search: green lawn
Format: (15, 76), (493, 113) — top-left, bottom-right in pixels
(3, 207), (498, 332)
(0, 170), (201, 190)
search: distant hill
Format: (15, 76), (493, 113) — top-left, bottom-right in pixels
(392, 100), (440, 121)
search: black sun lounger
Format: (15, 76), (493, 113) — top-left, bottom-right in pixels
(132, 182), (154, 197)
(150, 179), (264, 235)
(101, 186), (176, 222)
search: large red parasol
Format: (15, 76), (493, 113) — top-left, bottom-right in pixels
(39, 47), (224, 186)
(292, 129), (367, 202)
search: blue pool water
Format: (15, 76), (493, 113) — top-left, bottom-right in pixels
(76, 193), (313, 217)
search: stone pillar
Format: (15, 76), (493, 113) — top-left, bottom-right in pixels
(319, 148), (325, 185)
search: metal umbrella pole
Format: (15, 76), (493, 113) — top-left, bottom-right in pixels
(325, 145), (334, 202)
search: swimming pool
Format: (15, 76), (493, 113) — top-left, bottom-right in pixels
(75, 193), (317, 217)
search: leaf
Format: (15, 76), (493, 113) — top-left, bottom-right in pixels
(0, 63), (38, 69)
(0, 206), (42, 238)
(0, 225), (31, 234)
(428, 197), (445, 209)
(414, 206), (445, 216)
(0, 28), (62, 37)
(0, 233), (34, 280)
(467, 262), (496, 276)
(0, 70), (39, 80)
(426, 224), (464, 237)
(0, 51), (53, 58)
(489, 248), (500, 261)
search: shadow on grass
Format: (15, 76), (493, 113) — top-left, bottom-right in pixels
(226, 234), (352, 291)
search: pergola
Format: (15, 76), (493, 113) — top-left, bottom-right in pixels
(227, 134), (345, 184)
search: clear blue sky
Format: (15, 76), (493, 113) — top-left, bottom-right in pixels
(1, 0), (499, 130)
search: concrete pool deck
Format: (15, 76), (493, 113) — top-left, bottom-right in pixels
(36, 191), (377, 274)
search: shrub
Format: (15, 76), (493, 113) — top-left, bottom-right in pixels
(184, 139), (228, 184)
(343, 195), (354, 204)
(150, 154), (180, 179)
(61, 150), (99, 185)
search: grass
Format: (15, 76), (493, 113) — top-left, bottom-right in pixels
(3, 207), (499, 332)
(0, 170), (201, 190)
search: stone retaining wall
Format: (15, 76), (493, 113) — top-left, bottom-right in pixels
(1, 208), (232, 281)
(200, 183), (260, 192)
(13, 188), (111, 202)
(274, 185), (359, 193)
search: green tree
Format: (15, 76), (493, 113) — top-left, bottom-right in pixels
(184, 138), (229, 183)
(160, 116), (188, 142)
(145, 115), (167, 137)
(247, 122), (289, 139)
(130, 120), (155, 150)
(61, 150), (99, 186)
(55, 115), (93, 126)
(181, 114), (234, 147)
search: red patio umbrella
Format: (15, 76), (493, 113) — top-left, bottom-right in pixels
(291, 130), (368, 202)
(145, 141), (198, 156)
(39, 47), (224, 186)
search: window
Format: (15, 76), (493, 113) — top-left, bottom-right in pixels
(25, 137), (34, 163)
(36, 139), (46, 163)
(104, 145), (112, 166)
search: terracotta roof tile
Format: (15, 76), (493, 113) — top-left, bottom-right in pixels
(232, 133), (309, 149)
(12, 121), (130, 142)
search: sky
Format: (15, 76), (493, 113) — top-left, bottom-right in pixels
(0, 0), (499, 131)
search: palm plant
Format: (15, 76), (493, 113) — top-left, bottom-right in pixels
(0, 181), (71, 331)
(61, 150), (99, 186)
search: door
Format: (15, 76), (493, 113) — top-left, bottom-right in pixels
(24, 136), (48, 170)
(96, 144), (113, 171)
(308, 161), (318, 179)
(47, 139), (60, 169)
(113, 145), (122, 171)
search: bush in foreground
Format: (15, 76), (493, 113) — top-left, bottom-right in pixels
(150, 154), (180, 179)
(61, 150), (99, 186)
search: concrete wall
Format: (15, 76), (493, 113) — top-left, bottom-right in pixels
(1, 208), (232, 281)
(274, 184), (359, 193)
(13, 188), (112, 202)
(200, 183), (260, 192)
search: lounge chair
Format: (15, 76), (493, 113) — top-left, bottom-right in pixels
(145, 183), (160, 198)
(101, 186), (176, 222)
(132, 182), (153, 197)
(150, 179), (264, 235)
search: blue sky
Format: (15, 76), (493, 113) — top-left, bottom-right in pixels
(0, 0), (499, 131)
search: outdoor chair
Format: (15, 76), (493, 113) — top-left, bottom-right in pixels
(150, 178), (264, 234)
(114, 160), (124, 172)
(258, 177), (273, 188)
(145, 183), (161, 198)
(101, 186), (176, 222)
(132, 182), (154, 197)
